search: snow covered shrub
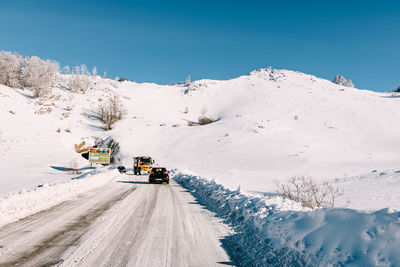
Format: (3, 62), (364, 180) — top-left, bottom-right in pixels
(97, 93), (125, 130)
(68, 65), (91, 93)
(198, 107), (215, 125)
(278, 176), (343, 209)
(0, 51), (23, 88)
(187, 120), (196, 126)
(20, 56), (59, 97)
(35, 106), (52, 115)
(198, 115), (215, 125)
(250, 67), (285, 82)
(332, 75), (354, 88)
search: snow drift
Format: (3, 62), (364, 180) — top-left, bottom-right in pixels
(173, 169), (400, 266)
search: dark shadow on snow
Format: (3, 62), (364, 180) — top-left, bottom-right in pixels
(217, 261), (235, 266)
(14, 89), (34, 99)
(50, 166), (97, 180)
(117, 180), (149, 185)
(71, 171), (95, 180)
(50, 166), (96, 172)
(380, 94), (400, 98)
(80, 108), (108, 131)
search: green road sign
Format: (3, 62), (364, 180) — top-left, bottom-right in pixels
(89, 148), (111, 164)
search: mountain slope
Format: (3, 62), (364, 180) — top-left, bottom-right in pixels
(1, 68), (400, 210)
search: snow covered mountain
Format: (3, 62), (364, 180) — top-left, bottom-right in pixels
(1, 68), (400, 210)
(2, 67), (400, 266)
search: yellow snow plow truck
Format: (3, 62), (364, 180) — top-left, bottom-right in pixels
(133, 156), (154, 175)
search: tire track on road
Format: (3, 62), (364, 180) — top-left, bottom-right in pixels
(0, 186), (136, 267)
(103, 184), (159, 266)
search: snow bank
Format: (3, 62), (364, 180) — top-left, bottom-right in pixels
(173, 169), (400, 266)
(0, 169), (119, 229)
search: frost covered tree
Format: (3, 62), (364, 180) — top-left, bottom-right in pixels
(68, 64), (91, 93)
(92, 66), (97, 76)
(20, 56), (60, 97)
(184, 75), (192, 93)
(0, 51), (23, 88)
(332, 75), (354, 87)
(186, 75), (191, 85)
(62, 65), (71, 74)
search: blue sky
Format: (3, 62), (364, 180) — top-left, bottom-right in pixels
(0, 0), (399, 91)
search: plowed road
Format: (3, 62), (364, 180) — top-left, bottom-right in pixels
(0, 176), (233, 266)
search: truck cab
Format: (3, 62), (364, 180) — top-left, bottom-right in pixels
(133, 156), (154, 175)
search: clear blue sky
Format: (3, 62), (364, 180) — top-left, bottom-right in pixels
(0, 0), (399, 91)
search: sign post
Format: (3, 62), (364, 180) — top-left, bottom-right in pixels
(89, 148), (111, 165)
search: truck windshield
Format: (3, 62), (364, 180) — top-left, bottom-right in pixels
(141, 158), (152, 164)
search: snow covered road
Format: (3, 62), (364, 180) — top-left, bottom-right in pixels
(0, 175), (232, 266)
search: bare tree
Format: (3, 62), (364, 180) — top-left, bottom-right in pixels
(68, 160), (81, 175)
(277, 176), (343, 209)
(98, 93), (125, 130)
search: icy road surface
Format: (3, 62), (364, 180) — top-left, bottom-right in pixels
(0, 175), (232, 266)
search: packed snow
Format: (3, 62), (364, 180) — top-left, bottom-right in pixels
(0, 168), (118, 228)
(1, 65), (400, 265)
(173, 169), (400, 266)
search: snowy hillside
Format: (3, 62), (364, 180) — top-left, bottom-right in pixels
(1, 68), (400, 211)
(2, 66), (400, 265)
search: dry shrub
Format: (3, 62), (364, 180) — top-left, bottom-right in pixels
(69, 160), (81, 175)
(65, 105), (73, 111)
(198, 115), (215, 125)
(35, 107), (52, 115)
(98, 93), (125, 130)
(187, 120), (196, 126)
(278, 176), (343, 209)
(56, 128), (61, 133)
